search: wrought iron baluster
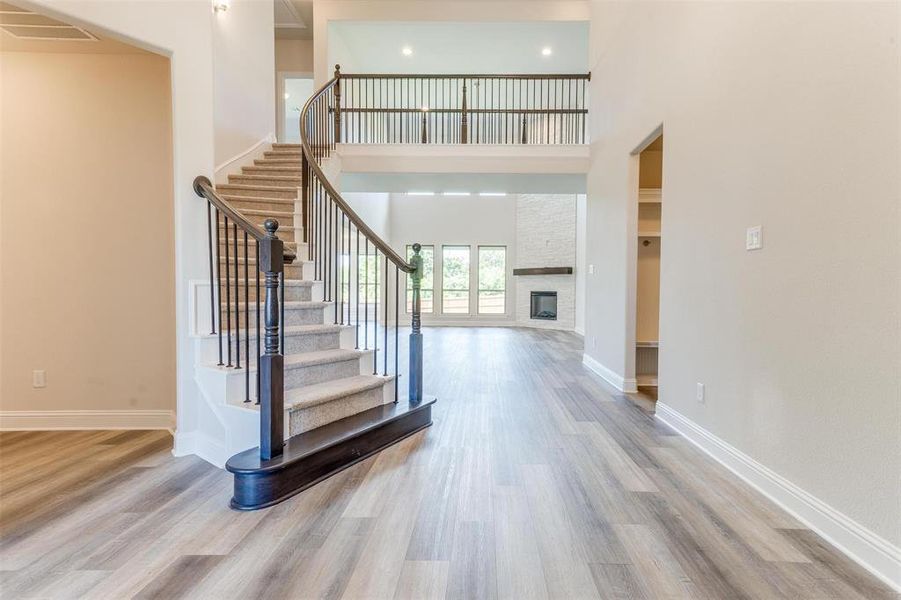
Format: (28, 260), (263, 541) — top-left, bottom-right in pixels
(207, 202), (216, 336)
(255, 241), (261, 404)
(233, 222), (241, 369)
(224, 215), (232, 367)
(244, 231), (250, 402)
(215, 208), (223, 366)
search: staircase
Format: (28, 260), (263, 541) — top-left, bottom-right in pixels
(194, 68), (588, 510)
(217, 144), (400, 437)
(193, 139), (433, 510)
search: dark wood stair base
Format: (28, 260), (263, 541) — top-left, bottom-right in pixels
(226, 397), (437, 511)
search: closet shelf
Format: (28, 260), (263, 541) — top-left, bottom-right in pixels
(638, 188), (662, 203)
(636, 374), (659, 387)
(638, 231), (661, 238)
(636, 340), (659, 348)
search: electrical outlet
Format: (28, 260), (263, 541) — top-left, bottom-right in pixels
(746, 225), (762, 250)
(696, 382), (705, 404)
(33, 370), (46, 388)
(591, 336), (597, 349)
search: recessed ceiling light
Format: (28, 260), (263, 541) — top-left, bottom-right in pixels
(443, 192), (471, 196)
(402, 46), (413, 56)
(479, 192), (507, 197)
(213, 0), (229, 12)
(541, 47), (552, 56)
(408, 191), (434, 196)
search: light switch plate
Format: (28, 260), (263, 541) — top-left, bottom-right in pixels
(746, 225), (762, 250)
(588, 264), (595, 275)
(696, 382), (705, 404)
(33, 370), (46, 388)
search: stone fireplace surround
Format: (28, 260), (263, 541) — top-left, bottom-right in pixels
(514, 194), (576, 331)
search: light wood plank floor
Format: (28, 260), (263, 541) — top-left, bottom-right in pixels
(1, 328), (895, 599)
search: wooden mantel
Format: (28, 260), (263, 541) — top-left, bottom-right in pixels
(512, 267), (573, 276)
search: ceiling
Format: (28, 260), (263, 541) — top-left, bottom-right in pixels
(328, 20), (589, 74)
(275, 0), (313, 40)
(0, 1), (148, 53)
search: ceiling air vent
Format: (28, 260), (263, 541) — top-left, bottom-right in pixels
(0, 2), (98, 41)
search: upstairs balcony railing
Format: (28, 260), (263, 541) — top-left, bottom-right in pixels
(332, 67), (590, 145)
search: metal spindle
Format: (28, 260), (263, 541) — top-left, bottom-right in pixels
(233, 222), (240, 369)
(207, 202), (216, 335)
(224, 215), (232, 367)
(255, 241), (261, 404)
(373, 250), (378, 374)
(244, 231), (250, 402)
(394, 264), (399, 402)
(383, 257), (388, 377)
(215, 208), (223, 366)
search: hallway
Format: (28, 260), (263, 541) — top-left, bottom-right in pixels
(0, 328), (893, 599)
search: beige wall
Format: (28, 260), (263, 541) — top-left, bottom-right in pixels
(585, 0), (900, 555)
(276, 38), (314, 73)
(0, 51), (175, 416)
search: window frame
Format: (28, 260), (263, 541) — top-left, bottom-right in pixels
(477, 245), (507, 315)
(440, 244), (471, 315)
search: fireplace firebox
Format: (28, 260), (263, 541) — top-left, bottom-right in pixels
(530, 291), (558, 320)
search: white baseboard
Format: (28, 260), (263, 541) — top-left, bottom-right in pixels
(214, 133), (277, 183)
(582, 353), (637, 393)
(172, 430), (228, 469)
(0, 410), (175, 431)
(656, 402), (901, 593)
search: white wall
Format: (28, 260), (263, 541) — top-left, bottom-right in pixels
(344, 192), (391, 240)
(312, 0), (591, 83)
(213, 0), (276, 165)
(585, 0), (901, 583)
(575, 193), (586, 335)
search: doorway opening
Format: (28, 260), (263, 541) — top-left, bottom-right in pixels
(634, 133), (663, 400)
(278, 74), (313, 142)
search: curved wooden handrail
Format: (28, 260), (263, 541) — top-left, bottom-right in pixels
(299, 77), (415, 274)
(193, 175), (296, 263)
(340, 72), (591, 80)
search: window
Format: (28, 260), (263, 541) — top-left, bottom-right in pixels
(406, 245), (434, 313)
(441, 245), (470, 314)
(478, 246), (506, 314)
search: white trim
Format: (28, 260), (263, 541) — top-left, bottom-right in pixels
(656, 402), (901, 593)
(172, 430), (229, 469)
(0, 410), (175, 431)
(582, 354), (638, 393)
(213, 134), (276, 183)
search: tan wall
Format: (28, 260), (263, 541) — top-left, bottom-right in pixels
(0, 51), (175, 416)
(276, 39), (314, 73)
(585, 0), (901, 549)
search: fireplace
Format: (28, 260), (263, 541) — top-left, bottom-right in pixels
(530, 291), (558, 320)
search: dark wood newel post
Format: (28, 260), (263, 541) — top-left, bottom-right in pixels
(461, 82), (468, 144)
(408, 244), (423, 403)
(260, 218), (285, 461)
(333, 64), (342, 143)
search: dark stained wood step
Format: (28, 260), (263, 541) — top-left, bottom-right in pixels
(225, 396), (436, 510)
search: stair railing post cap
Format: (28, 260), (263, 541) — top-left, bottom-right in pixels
(193, 175), (212, 197)
(264, 218), (280, 236)
(412, 243), (421, 253)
